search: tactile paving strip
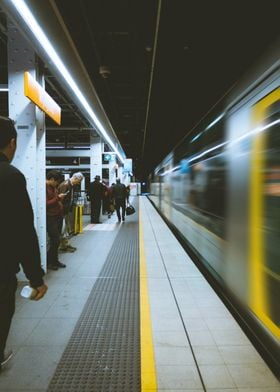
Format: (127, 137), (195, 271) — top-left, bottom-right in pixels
(47, 202), (140, 391)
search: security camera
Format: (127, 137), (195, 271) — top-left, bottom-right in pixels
(99, 66), (111, 79)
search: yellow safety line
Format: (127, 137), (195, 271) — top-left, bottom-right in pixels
(250, 130), (267, 314)
(139, 199), (158, 391)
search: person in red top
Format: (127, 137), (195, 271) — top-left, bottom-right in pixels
(46, 170), (65, 270)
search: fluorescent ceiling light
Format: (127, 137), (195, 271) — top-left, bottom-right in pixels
(9, 0), (125, 163)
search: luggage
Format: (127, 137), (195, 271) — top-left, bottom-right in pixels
(126, 204), (135, 215)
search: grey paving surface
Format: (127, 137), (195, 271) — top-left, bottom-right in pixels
(47, 204), (140, 391)
(0, 214), (121, 391)
(1, 198), (279, 392)
(140, 197), (280, 392)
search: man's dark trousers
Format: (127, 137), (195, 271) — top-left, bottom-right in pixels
(0, 277), (17, 362)
(47, 216), (62, 266)
(115, 198), (126, 221)
(91, 200), (101, 223)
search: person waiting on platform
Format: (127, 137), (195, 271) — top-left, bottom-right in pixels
(89, 175), (106, 223)
(46, 170), (66, 270)
(58, 172), (84, 252)
(0, 116), (48, 370)
(112, 178), (127, 222)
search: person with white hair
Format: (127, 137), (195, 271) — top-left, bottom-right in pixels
(58, 172), (84, 252)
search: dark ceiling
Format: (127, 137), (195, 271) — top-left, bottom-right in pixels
(53, 0), (280, 178)
(54, 0), (158, 178)
(1, 1), (280, 179)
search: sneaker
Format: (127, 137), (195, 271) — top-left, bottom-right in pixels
(66, 245), (76, 252)
(56, 261), (66, 268)
(59, 247), (68, 252)
(1, 350), (13, 367)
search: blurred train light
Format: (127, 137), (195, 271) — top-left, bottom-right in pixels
(229, 118), (280, 147)
(205, 113), (225, 131)
(161, 165), (180, 176)
(190, 132), (202, 143)
(188, 142), (227, 163)
(190, 113), (225, 144)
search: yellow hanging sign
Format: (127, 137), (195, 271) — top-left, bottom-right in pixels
(24, 71), (61, 125)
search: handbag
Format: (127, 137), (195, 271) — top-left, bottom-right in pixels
(126, 203), (135, 215)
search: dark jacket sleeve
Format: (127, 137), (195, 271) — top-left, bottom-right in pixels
(58, 181), (69, 194)
(7, 172), (44, 287)
(58, 181), (72, 213)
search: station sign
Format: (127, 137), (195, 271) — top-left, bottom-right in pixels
(102, 153), (116, 163)
(123, 158), (132, 173)
(24, 71), (61, 125)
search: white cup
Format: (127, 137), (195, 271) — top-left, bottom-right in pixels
(21, 285), (37, 299)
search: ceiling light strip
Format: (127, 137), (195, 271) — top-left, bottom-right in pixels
(8, 0), (124, 163)
(141, 0), (162, 159)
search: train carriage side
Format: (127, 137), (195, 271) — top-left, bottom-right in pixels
(226, 72), (280, 345)
(149, 54), (280, 371)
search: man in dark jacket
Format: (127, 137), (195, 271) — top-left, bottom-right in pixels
(89, 175), (105, 223)
(112, 178), (127, 222)
(0, 116), (48, 369)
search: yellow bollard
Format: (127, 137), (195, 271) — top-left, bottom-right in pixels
(78, 206), (83, 233)
(74, 206), (78, 234)
(74, 205), (83, 234)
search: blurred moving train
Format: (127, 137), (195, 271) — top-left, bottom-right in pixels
(149, 39), (280, 371)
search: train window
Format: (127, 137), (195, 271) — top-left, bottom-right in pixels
(188, 116), (226, 216)
(174, 135), (191, 166)
(170, 113), (227, 238)
(174, 113), (225, 165)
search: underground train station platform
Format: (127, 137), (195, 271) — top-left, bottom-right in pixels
(0, 197), (279, 391)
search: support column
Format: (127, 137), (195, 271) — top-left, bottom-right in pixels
(8, 23), (47, 271)
(90, 134), (102, 181)
(35, 70), (47, 267)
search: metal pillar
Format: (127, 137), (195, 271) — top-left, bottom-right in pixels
(90, 134), (102, 181)
(35, 71), (47, 268)
(109, 158), (117, 185)
(7, 23), (47, 271)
